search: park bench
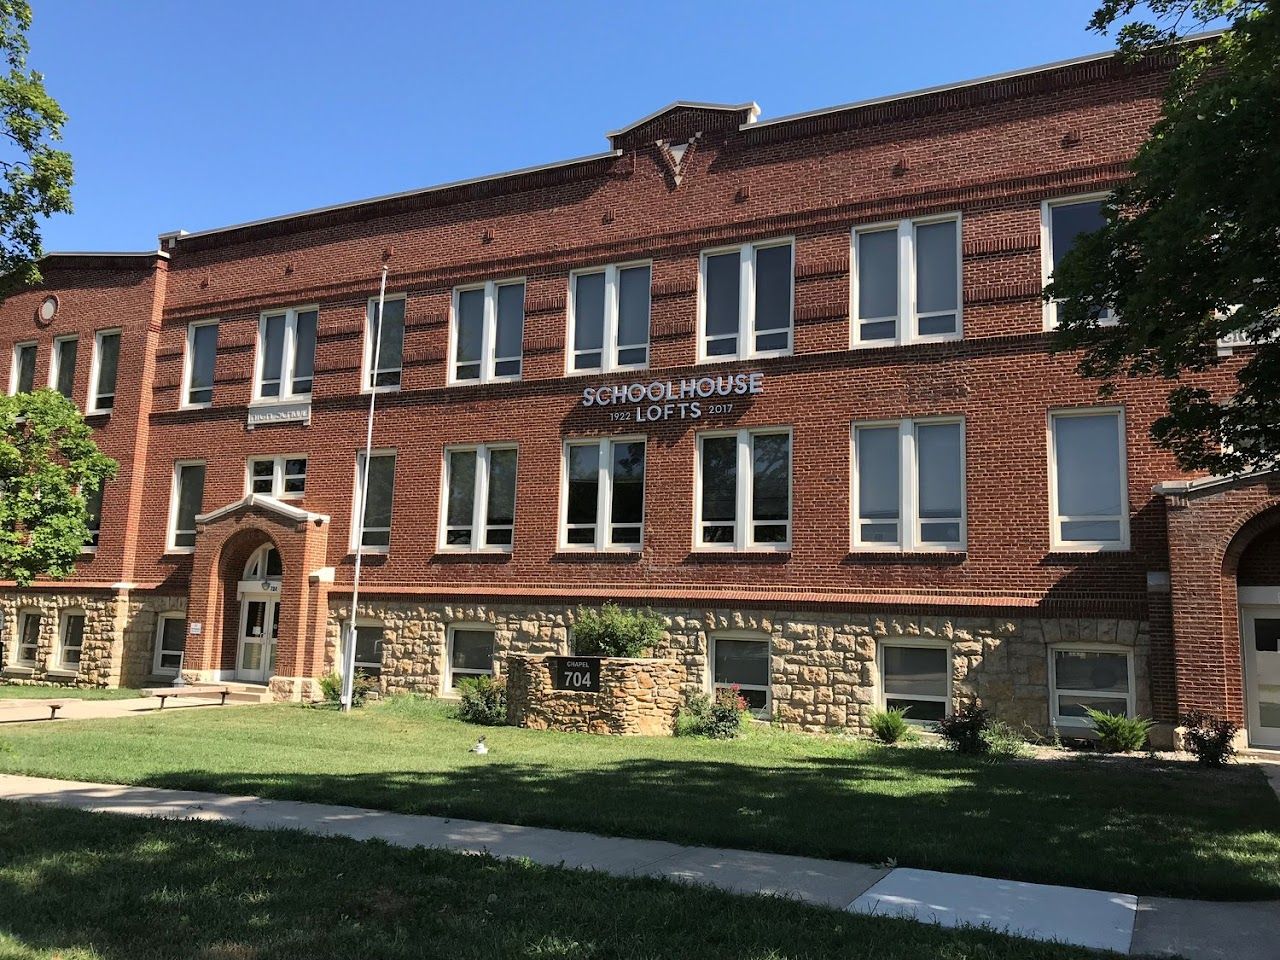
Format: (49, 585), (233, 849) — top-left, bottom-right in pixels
(144, 686), (230, 708)
(45, 701), (63, 720)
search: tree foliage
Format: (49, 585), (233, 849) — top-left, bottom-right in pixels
(0, 389), (116, 586)
(1048, 1), (1278, 474)
(0, 1), (72, 296)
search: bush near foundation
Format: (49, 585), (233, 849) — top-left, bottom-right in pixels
(676, 687), (750, 739)
(934, 703), (990, 754)
(1085, 708), (1154, 753)
(317, 672), (375, 708)
(1181, 710), (1239, 766)
(456, 675), (508, 726)
(571, 604), (664, 658)
(868, 707), (913, 744)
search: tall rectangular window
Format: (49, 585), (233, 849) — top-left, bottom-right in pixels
(255, 306), (316, 401)
(562, 438), (645, 550)
(440, 444), (517, 551)
(1050, 648), (1134, 728)
(168, 462), (206, 551)
(880, 643), (950, 723)
(696, 428), (791, 550)
(1049, 409), (1127, 550)
(50, 336), (77, 399)
(247, 456), (307, 500)
(853, 215), (961, 345)
(712, 634), (771, 713)
(852, 418), (965, 550)
(1043, 195), (1111, 328)
(154, 614), (186, 674)
(353, 451), (396, 551)
(448, 626), (494, 690)
(699, 239), (793, 361)
(15, 610), (40, 665)
(184, 320), (218, 407)
(89, 330), (120, 413)
(365, 295), (405, 390)
(569, 263), (651, 373)
(450, 280), (524, 383)
(59, 611), (85, 668)
(10, 342), (36, 394)
(353, 624), (384, 676)
(83, 483), (104, 551)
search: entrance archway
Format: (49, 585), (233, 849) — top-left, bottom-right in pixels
(235, 544), (283, 683)
(1237, 524), (1280, 748)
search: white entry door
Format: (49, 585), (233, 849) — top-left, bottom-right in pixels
(1242, 605), (1280, 748)
(237, 596), (280, 684)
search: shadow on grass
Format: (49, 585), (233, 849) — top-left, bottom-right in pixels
(0, 801), (1094, 960)
(132, 746), (1280, 901)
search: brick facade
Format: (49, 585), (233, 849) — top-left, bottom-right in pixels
(2, 46), (1277, 744)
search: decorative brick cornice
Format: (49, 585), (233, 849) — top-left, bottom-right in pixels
(963, 233), (1040, 258)
(964, 281), (1044, 305)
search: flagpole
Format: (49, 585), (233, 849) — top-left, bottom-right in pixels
(341, 262), (389, 712)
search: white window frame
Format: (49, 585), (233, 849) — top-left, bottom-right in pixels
(1041, 193), (1114, 330)
(58, 609), (86, 669)
(351, 620), (385, 676)
(13, 608), (40, 666)
(697, 237), (794, 363)
(49, 334), (78, 400)
(1048, 645), (1135, 730)
(448, 279), (525, 385)
(182, 319), (218, 409)
(566, 261), (652, 375)
(152, 612), (186, 675)
(351, 448), (396, 554)
(851, 213), (963, 347)
(363, 293), (406, 394)
(9, 341), (35, 395)
(878, 638), (952, 725)
(694, 426), (792, 552)
(445, 624), (495, 693)
(850, 417), (966, 552)
(167, 459), (206, 553)
(1047, 407), (1130, 552)
(708, 632), (772, 716)
(87, 329), (121, 414)
(82, 482), (103, 554)
(246, 455), (307, 501)
(559, 437), (646, 552)
(252, 305), (317, 403)
(438, 443), (518, 553)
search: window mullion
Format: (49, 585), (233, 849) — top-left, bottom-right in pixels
(482, 283), (496, 382)
(898, 223), (914, 345)
(901, 421), (917, 550)
(740, 247), (754, 358)
(597, 440), (611, 550)
(737, 430), (751, 550)
(284, 311), (298, 398)
(603, 266), (619, 371)
(473, 446), (490, 546)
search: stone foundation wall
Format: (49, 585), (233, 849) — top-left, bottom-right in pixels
(326, 598), (1151, 739)
(506, 654), (686, 736)
(118, 594), (188, 687)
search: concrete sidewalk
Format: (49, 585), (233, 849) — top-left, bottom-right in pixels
(0, 773), (1275, 958)
(0, 696), (216, 723)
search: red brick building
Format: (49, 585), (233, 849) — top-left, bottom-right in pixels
(3, 46), (1277, 748)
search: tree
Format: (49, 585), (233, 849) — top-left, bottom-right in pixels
(1047, 2), (1278, 475)
(0, 389), (116, 586)
(0, 1), (72, 296)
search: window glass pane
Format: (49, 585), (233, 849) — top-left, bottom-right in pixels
(1057, 693), (1129, 718)
(95, 333), (120, 407)
(886, 697), (946, 721)
(263, 547), (282, 577)
(250, 460), (274, 494)
(362, 455), (395, 532)
(701, 435), (738, 531)
(714, 638), (770, 688)
(573, 272), (606, 359)
(189, 324), (217, 403)
(754, 244), (792, 335)
(18, 612), (40, 660)
(704, 252), (740, 341)
(1054, 650), (1129, 693)
(16, 345), (36, 392)
(611, 441), (645, 527)
(455, 289), (484, 376)
(915, 220), (958, 316)
(354, 625), (382, 670)
(566, 444), (600, 530)
(61, 614), (84, 664)
(175, 463), (205, 547)
(751, 432), (789, 543)
(485, 447), (517, 535)
(1255, 619), (1280, 653)
(283, 458), (306, 495)
(260, 315), (286, 396)
(54, 339), (77, 398)
(883, 646), (948, 697)
(495, 283), (524, 361)
(451, 630), (494, 672)
(159, 617), (186, 667)
(371, 298), (404, 386)
(291, 310), (316, 394)
(1051, 200), (1105, 274)
(84, 484), (104, 547)
(446, 450), (477, 543)
(916, 422), (963, 526)
(1054, 414), (1122, 521)
(857, 426), (900, 537)
(857, 229), (898, 321)
(617, 265), (651, 352)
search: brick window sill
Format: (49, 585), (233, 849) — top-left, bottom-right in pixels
(843, 551), (967, 565)
(551, 551), (642, 564)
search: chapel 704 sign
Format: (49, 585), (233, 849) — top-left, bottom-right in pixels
(581, 372), (764, 423)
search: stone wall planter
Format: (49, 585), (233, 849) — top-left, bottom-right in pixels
(506, 653), (686, 736)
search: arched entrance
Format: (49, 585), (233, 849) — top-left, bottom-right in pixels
(1238, 525), (1280, 748)
(235, 544), (283, 683)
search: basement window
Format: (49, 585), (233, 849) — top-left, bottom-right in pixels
(879, 642), (950, 723)
(58, 611), (85, 668)
(447, 626), (494, 691)
(1049, 647), (1134, 729)
(711, 634), (771, 713)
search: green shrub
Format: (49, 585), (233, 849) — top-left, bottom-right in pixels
(317, 671), (376, 708)
(571, 604), (664, 658)
(1086, 708), (1154, 752)
(868, 707), (912, 744)
(934, 703), (989, 754)
(676, 687), (750, 739)
(1181, 710), (1238, 766)
(456, 675), (508, 726)
(982, 719), (1030, 758)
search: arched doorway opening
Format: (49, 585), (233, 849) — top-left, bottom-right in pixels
(1237, 523), (1280, 748)
(236, 543), (283, 683)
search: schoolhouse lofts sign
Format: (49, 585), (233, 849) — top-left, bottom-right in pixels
(581, 372), (764, 423)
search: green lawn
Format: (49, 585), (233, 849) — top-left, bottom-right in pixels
(0, 697), (1276, 900)
(0, 684), (142, 700)
(0, 801), (1108, 960)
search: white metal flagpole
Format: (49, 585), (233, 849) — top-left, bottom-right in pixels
(341, 262), (389, 711)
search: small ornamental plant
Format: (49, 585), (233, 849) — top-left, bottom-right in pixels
(571, 603), (665, 658)
(456, 675), (508, 726)
(317, 671), (376, 708)
(934, 703), (990, 754)
(676, 686), (751, 739)
(868, 707), (913, 744)
(1181, 710), (1239, 766)
(1085, 708), (1154, 753)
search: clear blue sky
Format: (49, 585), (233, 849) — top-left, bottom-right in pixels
(35, 0), (1115, 251)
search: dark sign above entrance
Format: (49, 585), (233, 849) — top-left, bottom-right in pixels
(548, 656), (602, 693)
